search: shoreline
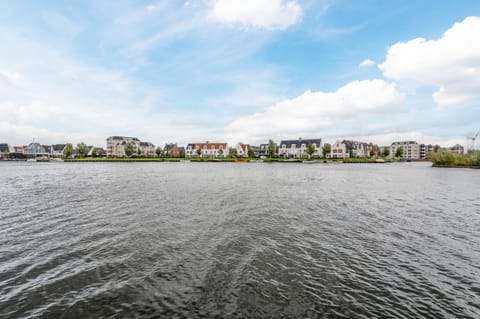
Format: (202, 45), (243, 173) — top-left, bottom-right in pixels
(432, 164), (480, 169)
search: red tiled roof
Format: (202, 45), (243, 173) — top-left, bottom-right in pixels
(188, 142), (227, 149)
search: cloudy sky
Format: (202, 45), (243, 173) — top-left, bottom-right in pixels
(1, 0), (479, 147)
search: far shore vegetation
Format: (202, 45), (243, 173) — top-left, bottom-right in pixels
(428, 151), (480, 167)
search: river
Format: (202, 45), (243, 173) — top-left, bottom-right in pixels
(0, 162), (479, 318)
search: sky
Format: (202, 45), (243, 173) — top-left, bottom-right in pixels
(1, 0), (480, 148)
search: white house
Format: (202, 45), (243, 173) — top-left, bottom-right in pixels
(185, 142), (229, 158)
(278, 138), (322, 158)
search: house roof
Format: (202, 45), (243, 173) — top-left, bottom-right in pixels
(52, 144), (66, 152)
(280, 138), (321, 147)
(140, 142), (154, 147)
(187, 142), (227, 149)
(108, 136), (141, 141)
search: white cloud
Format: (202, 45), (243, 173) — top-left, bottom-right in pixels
(146, 5), (155, 12)
(0, 70), (20, 86)
(379, 16), (480, 107)
(224, 80), (405, 143)
(359, 59), (375, 67)
(208, 0), (302, 30)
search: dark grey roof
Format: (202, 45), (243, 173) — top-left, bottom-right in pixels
(280, 138), (321, 147)
(0, 143), (9, 152)
(140, 142), (154, 147)
(108, 136), (140, 141)
(42, 145), (52, 153)
(52, 144), (66, 152)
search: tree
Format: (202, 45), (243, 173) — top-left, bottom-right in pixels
(218, 148), (224, 157)
(230, 148), (237, 158)
(124, 142), (134, 157)
(91, 147), (98, 158)
(137, 147), (142, 156)
(196, 148), (202, 157)
(63, 143), (73, 158)
(322, 143), (331, 158)
(369, 150), (375, 157)
(155, 147), (162, 157)
(75, 142), (89, 158)
(306, 144), (315, 159)
(247, 147), (254, 158)
(2, 150), (9, 159)
(268, 140), (276, 158)
(395, 147), (403, 158)
(382, 149), (390, 157)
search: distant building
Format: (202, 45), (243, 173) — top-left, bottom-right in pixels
(87, 146), (106, 157)
(330, 140), (372, 158)
(259, 142), (276, 157)
(163, 143), (181, 157)
(140, 142), (155, 157)
(389, 141), (420, 160)
(185, 142), (228, 158)
(24, 143), (50, 158)
(419, 144), (440, 160)
(51, 144), (67, 158)
(0, 143), (9, 156)
(235, 143), (249, 158)
(330, 140), (349, 158)
(448, 144), (464, 154)
(278, 138), (322, 158)
(106, 136), (154, 157)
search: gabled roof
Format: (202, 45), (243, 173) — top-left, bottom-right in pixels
(187, 142), (227, 149)
(52, 144), (66, 152)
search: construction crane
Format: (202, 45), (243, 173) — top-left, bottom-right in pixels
(467, 128), (480, 151)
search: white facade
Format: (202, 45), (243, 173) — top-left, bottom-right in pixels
(330, 140), (349, 158)
(278, 138), (322, 158)
(185, 142), (229, 158)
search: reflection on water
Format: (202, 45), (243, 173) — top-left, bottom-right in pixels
(1, 162), (479, 318)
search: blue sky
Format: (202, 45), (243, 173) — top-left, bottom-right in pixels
(1, 0), (479, 148)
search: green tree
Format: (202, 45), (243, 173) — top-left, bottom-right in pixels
(2, 150), (9, 159)
(322, 143), (331, 158)
(382, 149), (390, 157)
(137, 147), (142, 156)
(247, 147), (254, 158)
(218, 148), (224, 157)
(369, 150), (375, 157)
(155, 147), (162, 157)
(124, 142), (134, 157)
(268, 140), (276, 158)
(230, 148), (237, 158)
(75, 142), (89, 158)
(91, 147), (98, 158)
(306, 144), (315, 159)
(196, 148), (202, 157)
(395, 147), (403, 158)
(63, 143), (73, 158)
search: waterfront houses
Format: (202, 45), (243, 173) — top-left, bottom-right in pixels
(278, 138), (322, 158)
(330, 140), (372, 159)
(185, 142), (228, 158)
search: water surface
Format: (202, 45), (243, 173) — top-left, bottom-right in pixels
(1, 162), (479, 318)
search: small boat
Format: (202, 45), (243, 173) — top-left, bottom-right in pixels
(26, 158), (37, 162)
(375, 158), (385, 163)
